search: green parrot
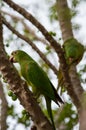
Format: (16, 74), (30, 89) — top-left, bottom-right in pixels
(57, 38), (84, 93)
(63, 38), (84, 65)
(10, 50), (63, 130)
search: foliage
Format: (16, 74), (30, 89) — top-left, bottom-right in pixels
(7, 105), (30, 128)
(49, 4), (58, 22)
(57, 103), (78, 130)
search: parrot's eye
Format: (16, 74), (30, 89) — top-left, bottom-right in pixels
(12, 51), (17, 55)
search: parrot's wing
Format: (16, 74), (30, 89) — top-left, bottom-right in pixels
(21, 61), (62, 104)
(49, 81), (63, 104)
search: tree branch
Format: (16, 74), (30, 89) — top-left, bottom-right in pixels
(0, 80), (8, 130)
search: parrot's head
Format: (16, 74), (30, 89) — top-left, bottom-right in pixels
(10, 50), (28, 63)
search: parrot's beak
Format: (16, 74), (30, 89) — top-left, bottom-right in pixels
(9, 55), (15, 62)
(9, 51), (18, 63)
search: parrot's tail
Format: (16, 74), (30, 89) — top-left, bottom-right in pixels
(55, 92), (64, 105)
(45, 96), (56, 130)
(50, 82), (64, 105)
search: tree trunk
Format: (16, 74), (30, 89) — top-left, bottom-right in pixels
(56, 0), (86, 129)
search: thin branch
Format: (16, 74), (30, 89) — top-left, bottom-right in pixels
(1, 10), (49, 46)
(2, 17), (58, 75)
(22, 21), (49, 46)
(0, 80), (8, 130)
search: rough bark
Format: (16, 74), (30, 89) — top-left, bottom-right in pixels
(69, 64), (84, 107)
(56, 0), (73, 41)
(79, 108), (86, 130)
(0, 81), (8, 130)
